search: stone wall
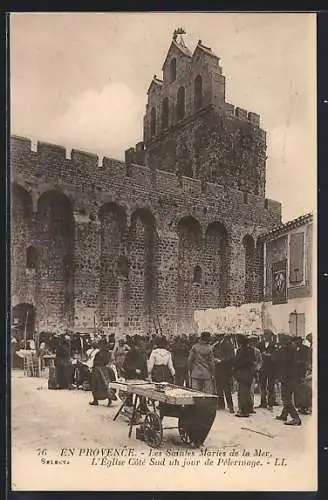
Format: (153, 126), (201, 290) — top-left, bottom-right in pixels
(11, 135), (281, 335)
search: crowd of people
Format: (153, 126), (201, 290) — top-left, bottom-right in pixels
(12, 328), (313, 427)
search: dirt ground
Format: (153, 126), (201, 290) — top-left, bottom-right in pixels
(11, 370), (316, 492)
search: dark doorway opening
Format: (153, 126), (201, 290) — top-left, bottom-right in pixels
(12, 303), (36, 341)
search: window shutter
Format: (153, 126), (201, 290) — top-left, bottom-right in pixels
(297, 313), (306, 337)
(288, 312), (305, 336)
(289, 313), (297, 336)
(289, 232), (304, 283)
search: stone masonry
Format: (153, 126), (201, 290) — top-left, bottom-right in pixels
(11, 33), (282, 336)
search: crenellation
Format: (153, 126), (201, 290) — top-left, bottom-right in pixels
(264, 198), (282, 215)
(37, 141), (67, 161)
(71, 149), (99, 167)
(248, 111), (261, 126)
(11, 135), (33, 155)
(223, 103), (235, 117)
(134, 141), (146, 165)
(11, 134), (281, 227)
(235, 107), (248, 120)
(125, 147), (135, 165)
(101, 156), (125, 177)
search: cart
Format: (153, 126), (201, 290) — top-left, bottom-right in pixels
(109, 380), (218, 448)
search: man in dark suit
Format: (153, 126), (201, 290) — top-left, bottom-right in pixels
(212, 333), (235, 413)
(234, 335), (256, 417)
(275, 334), (302, 425)
(257, 329), (278, 410)
(171, 335), (189, 387)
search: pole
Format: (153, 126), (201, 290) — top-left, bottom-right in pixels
(80, 335), (83, 356)
(157, 315), (163, 336)
(23, 309), (29, 376)
(152, 317), (157, 336)
(68, 332), (71, 359)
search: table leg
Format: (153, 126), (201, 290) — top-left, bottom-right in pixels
(128, 394), (139, 438)
(113, 401), (125, 421)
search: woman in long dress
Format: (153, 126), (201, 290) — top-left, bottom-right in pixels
(122, 337), (148, 413)
(54, 338), (71, 389)
(89, 341), (117, 407)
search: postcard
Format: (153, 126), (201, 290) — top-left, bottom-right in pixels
(10, 12), (317, 492)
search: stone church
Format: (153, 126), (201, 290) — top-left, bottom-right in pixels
(11, 31), (282, 338)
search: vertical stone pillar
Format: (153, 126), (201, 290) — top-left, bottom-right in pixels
(116, 276), (128, 335)
(73, 211), (101, 333)
(11, 186), (34, 307)
(157, 229), (179, 335)
(228, 226), (245, 307)
(255, 239), (264, 302)
(36, 192), (75, 333)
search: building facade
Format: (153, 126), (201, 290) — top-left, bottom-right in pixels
(260, 213), (314, 337)
(11, 32), (281, 338)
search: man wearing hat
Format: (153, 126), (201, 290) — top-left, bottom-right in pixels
(233, 334), (256, 417)
(249, 336), (262, 413)
(187, 331), (215, 394)
(275, 334), (302, 426)
(258, 329), (278, 410)
(212, 333), (235, 413)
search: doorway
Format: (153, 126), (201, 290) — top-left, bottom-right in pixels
(11, 303), (36, 342)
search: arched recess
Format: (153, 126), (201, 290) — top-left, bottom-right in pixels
(243, 234), (256, 303)
(177, 86), (185, 121)
(37, 190), (74, 329)
(150, 107), (156, 137)
(255, 239), (264, 302)
(177, 216), (202, 323)
(26, 245), (37, 270)
(11, 183), (33, 298)
(194, 75), (203, 110)
(193, 265), (202, 284)
(12, 303), (36, 341)
(170, 58), (177, 83)
(12, 183), (33, 220)
(98, 202), (127, 326)
(203, 221), (230, 308)
(162, 97), (169, 131)
(117, 255), (129, 279)
(128, 208), (159, 331)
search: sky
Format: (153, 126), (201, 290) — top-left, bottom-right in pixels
(10, 12), (316, 222)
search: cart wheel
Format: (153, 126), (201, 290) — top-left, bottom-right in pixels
(178, 419), (192, 444)
(142, 411), (163, 448)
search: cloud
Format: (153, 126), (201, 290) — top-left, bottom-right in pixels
(45, 82), (145, 159)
